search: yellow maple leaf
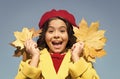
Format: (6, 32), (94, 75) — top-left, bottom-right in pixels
(10, 27), (41, 59)
(11, 28), (33, 49)
(73, 18), (107, 62)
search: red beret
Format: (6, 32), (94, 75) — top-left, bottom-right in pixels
(38, 9), (77, 28)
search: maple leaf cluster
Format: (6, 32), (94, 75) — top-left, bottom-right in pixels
(10, 27), (41, 61)
(73, 19), (107, 62)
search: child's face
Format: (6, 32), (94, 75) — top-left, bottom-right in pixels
(45, 19), (68, 53)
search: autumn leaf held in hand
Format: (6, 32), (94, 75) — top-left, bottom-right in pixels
(73, 18), (107, 62)
(10, 27), (41, 58)
(11, 28), (33, 49)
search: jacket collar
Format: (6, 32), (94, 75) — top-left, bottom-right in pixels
(40, 48), (71, 79)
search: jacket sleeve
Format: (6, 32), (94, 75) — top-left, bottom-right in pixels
(15, 60), (41, 79)
(69, 57), (100, 79)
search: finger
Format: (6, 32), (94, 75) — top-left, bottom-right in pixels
(71, 44), (76, 51)
(79, 42), (84, 48)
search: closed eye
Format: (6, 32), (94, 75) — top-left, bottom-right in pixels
(60, 30), (66, 33)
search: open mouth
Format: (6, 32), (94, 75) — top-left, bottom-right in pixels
(51, 41), (63, 49)
(52, 41), (62, 45)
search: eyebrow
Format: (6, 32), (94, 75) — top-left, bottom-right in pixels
(48, 26), (54, 29)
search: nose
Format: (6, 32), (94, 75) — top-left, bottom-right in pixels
(53, 31), (60, 39)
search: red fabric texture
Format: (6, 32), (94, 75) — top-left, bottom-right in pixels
(50, 53), (65, 73)
(39, 9), (77, 28)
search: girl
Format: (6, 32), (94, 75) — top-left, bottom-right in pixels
(15, 9), (99, 79)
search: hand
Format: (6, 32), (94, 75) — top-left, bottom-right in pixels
(71, 42), (84, 62)
(24, 39), (40, 67)
(24, 39), (40, 57)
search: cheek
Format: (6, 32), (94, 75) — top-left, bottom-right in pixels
(45, 33), (52, 43)
(63, 33), (69, 42)
(45, 34), (49, 42)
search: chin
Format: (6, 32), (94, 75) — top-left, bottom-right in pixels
(51, 49), (64, 53)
